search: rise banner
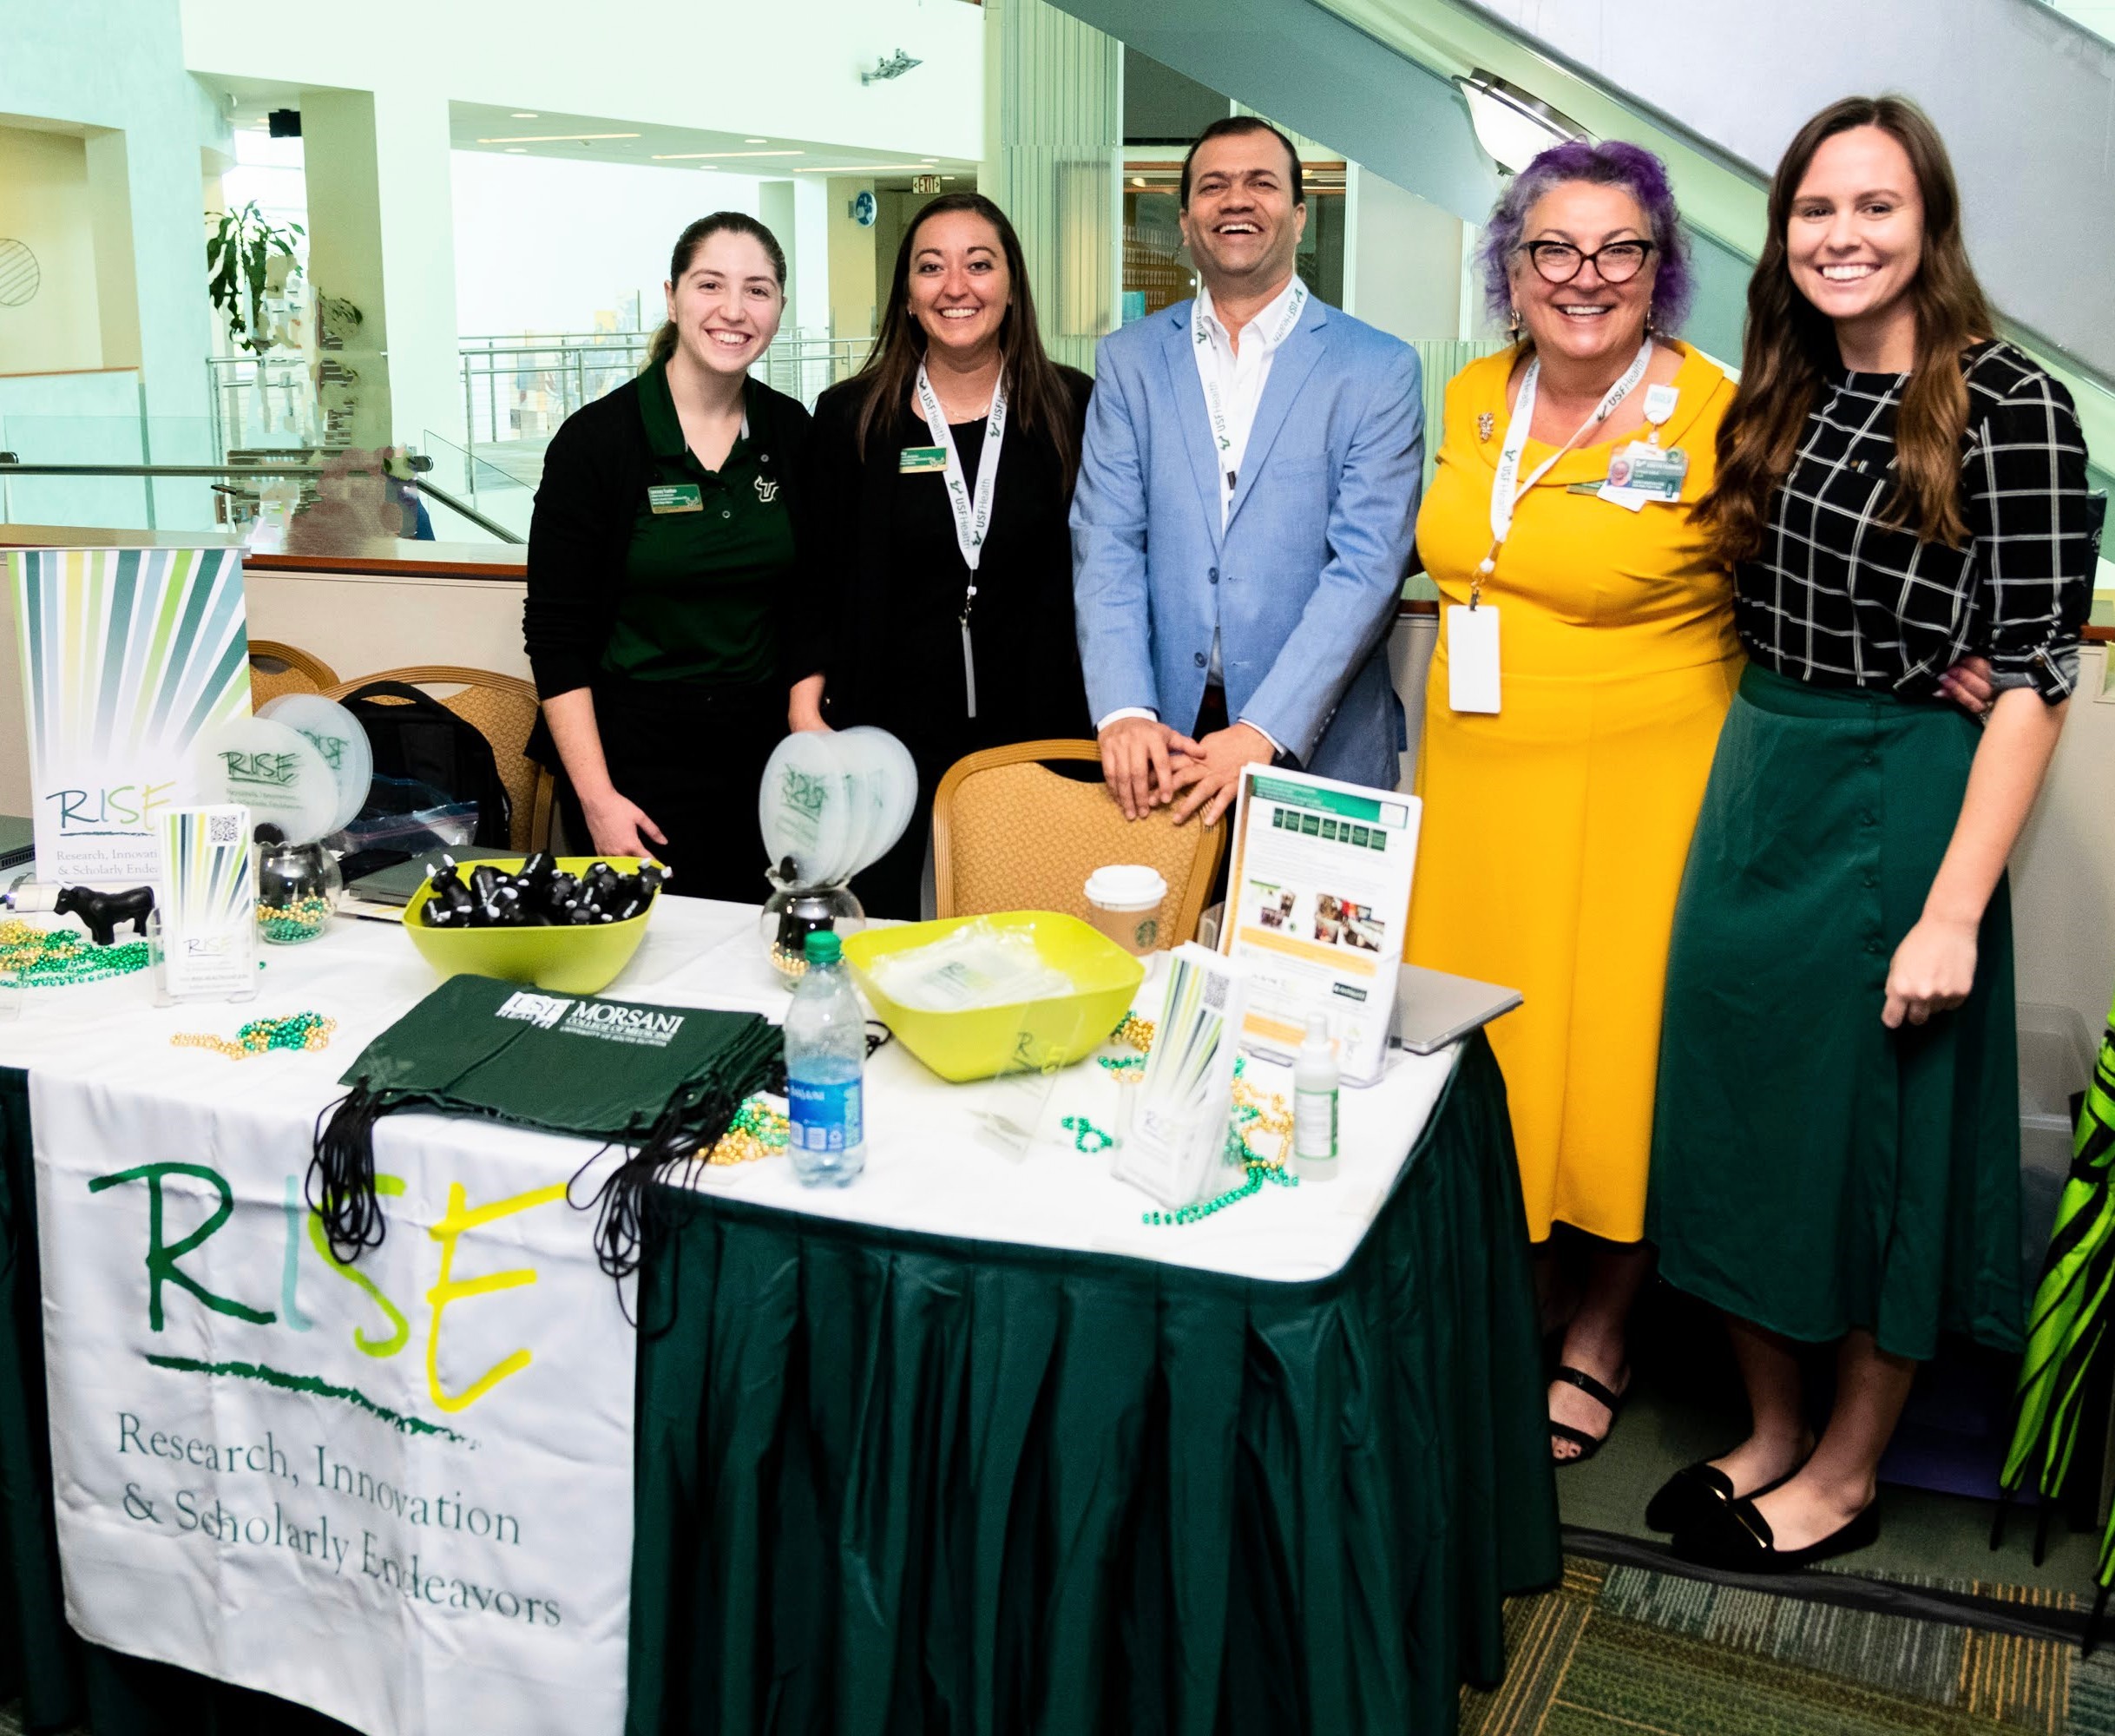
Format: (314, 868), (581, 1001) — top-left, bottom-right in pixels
(8, 546), (253, 884)
(30, 1073), (634, 1736)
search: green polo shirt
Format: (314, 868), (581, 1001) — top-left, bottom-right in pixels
(600, 364), (793, 685)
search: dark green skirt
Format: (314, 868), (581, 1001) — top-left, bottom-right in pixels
(1647, 663), (2021, 1361)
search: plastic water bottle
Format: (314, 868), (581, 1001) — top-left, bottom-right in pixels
(785, 930), (867, 1186)
(1293, 1014), (1339, 1181)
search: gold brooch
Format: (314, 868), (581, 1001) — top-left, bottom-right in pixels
(1478, 411), (1495, 442)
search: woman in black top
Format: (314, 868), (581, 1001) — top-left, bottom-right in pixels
(792, 194), (1093, 917)
(524, 212), (810, 899)
(1646, 98), (2092, 1571)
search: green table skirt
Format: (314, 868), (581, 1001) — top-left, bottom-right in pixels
(0, 1037), (1558, 1735)
(628, 1033), (1559, 1735)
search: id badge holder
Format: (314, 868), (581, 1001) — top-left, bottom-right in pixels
(1606, 441), (1689, 500)
(1448, 604), (1501, 713)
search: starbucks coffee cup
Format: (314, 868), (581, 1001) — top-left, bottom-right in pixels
(1084, 864), (1169, 955)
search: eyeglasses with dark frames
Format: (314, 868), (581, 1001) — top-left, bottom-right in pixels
(1520, 239), (1656, 286)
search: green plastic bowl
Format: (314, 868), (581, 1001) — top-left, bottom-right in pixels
(402, 856), (657, 995)
(842, 911), (1145, 1083)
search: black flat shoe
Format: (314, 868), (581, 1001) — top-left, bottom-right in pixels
(1548, 1364), (1627, 1466)
(1644, 1457), (1806, 1534)
(1673, 1494), (1880, 1573)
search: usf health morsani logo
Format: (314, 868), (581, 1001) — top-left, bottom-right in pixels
(496, 990), (684, 1048)
(496, 990), (571, 1029)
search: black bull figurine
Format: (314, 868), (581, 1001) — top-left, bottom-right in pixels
(2, 883), (157, 947)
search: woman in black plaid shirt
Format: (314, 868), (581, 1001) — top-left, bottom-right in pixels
(1645, 96), (2094, 1571)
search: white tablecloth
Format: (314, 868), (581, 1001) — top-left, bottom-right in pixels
(0, 896), (1460, 1284)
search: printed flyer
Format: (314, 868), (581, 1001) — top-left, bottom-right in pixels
(1220, 767), (1421, 1085)
(9, 546), (253, 884)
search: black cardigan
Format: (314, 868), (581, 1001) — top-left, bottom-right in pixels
(522, 371), (812, 706)
(791, 365), (1094, 735)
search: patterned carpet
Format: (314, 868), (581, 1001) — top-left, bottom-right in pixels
(1464, 1555), (2115, 1735)
(0, 1562), (2104, 1734)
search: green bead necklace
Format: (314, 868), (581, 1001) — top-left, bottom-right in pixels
(0, 920), (151, 990)
(170, 1010), (337, 1059)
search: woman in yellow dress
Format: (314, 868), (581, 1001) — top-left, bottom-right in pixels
(1405, 141), (1742, 1463)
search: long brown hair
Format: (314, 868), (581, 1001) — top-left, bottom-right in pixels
(644, 212), (787, 370)
(851, 194), (1078, 493)
(1696, 96), (1994, 560)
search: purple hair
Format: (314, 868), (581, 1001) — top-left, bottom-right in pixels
(1476, 140), (1693, 337)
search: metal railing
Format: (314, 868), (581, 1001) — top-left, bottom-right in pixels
(457, 330), (874, 450)
(205, 354), (318, 457)
(0, 457), (521, 543)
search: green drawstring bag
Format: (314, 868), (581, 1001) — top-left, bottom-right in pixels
(310, 974), (779, 1288)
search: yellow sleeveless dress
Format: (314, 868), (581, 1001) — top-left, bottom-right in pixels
(1405, 343), (1741, 1244)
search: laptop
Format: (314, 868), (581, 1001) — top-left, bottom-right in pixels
(1390, 963), (1524, 1055)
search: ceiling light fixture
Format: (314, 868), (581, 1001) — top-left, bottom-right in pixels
(510, 112), (538, 119)
(861, 49), (923, 84)
(792, 161), (948, 174)
(649, 149), (805, 161)
(505, 147), (528, 154)
(476, 131), (641, 144)
(1450, 70), (1586, 174)
(745, 137), (768, 144)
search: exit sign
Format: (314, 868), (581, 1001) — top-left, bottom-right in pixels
(911, 174), (941, 194)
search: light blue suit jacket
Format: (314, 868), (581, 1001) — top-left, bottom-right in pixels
(1070, 293), (1423, 789)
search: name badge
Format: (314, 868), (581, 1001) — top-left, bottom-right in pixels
(647, 483), (703, 515)
(898, 445), (949, 474)
(1604, 442), (1688, 502)
(1447, 605), (1501, 714)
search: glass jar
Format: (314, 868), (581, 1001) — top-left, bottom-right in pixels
(758, 869), (864, 987)
(255, 838), (343, 945)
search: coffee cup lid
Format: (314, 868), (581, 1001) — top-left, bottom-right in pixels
(1085, 864), (1167, 908)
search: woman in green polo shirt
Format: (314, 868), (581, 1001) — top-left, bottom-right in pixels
(524, 212), (810, 899)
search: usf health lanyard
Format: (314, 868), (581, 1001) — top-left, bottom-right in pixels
(1193, 276), (1310, 522)
(916, 361), (1008, 720)
(1474, 339), (1654, 606)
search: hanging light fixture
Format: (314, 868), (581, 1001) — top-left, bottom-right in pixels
(1452, 71), (1587, 173)
(861, 49), (923, 85)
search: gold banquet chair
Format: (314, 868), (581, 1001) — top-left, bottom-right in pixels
(930, 740), (1225, 947)
(246, 639), (338, 708)
(323, 665), (554, 852)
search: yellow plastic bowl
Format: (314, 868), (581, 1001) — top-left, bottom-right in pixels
(402, 856), (658, 995)
(843, 911), (1145, 1083)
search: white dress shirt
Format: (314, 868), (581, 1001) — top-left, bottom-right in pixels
(1095, 273), (1303, 747)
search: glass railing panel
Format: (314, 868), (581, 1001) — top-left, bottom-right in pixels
(0, 415), (223, 536)
(418, 430), (533, 542)
(0, 416), (522, 554)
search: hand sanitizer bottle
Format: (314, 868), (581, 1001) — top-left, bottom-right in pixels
(1293, 1014), (1339, 1181)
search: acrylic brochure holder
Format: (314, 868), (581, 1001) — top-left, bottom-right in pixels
(151, 806), (257, 1005)
(1218, 765), (1420, 1087)
(1111, 944), (1249, 1210)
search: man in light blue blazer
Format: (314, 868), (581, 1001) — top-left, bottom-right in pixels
(1072, 116), (1423, 826)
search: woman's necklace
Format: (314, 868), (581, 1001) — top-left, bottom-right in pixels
(922, 352), (1001, 424)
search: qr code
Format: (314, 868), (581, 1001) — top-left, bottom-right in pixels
(1203, 971), (1228, 1011)
(208, 814), (240, 845)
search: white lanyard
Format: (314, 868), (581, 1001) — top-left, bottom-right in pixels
(1475, 339), (1653, 604)
(916, 360), (1008, 719)
(1193, 278), (1310, 520)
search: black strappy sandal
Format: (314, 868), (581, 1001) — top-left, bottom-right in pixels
(1548, 1364), (1627, 1466)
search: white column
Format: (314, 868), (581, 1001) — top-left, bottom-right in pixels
(300, 85), (463, 457)
(981, 0), (1121, 374)
(369, 84), (463, 455)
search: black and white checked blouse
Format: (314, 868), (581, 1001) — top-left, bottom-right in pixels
(1734, 340), (2093, 702)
